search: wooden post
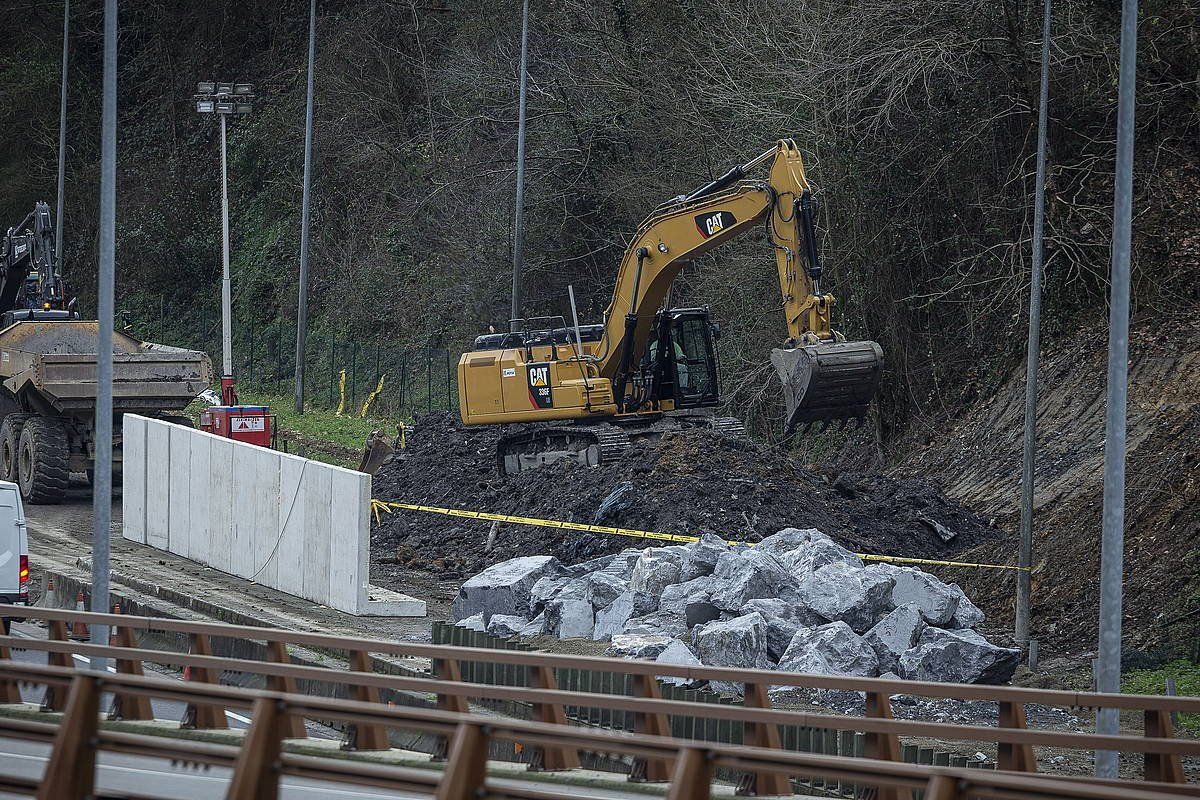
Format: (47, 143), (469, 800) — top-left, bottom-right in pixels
(264, 640), (307, 739)
(36, 674), (99, 800)
(1144, 708), (1185, 783)
(180, 633), (227, 730)
(665, 747), (714, 800)
(737, 682), (792, 796)
(629, 674), (674, 782)
(996, 701), (1037, 773)
(431, 658), (469, 762)
(107, 624), (153, 721)
(0, 635), (21, 703)
(227, 697), (286, 800)
(39, 620), (73, 712)
(863, 691), (911, 800)
(342, 649), (390, 751)
(525, 664), (580, 771)
(434, 721), (489, 800)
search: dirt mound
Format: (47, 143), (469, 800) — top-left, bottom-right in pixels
(370, 415), (1000, 580)
(897, 316), (1200, 659)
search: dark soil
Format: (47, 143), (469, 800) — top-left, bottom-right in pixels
(370, 414), (1002, 580)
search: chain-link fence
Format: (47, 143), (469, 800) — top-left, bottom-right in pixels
(126, 304), (457, 420)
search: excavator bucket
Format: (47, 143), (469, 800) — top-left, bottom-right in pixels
(771, 340), (884, 432)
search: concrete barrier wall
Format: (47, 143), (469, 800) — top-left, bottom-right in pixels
(121, 414), (422, 617)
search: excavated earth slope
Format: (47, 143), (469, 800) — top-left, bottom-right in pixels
(371, 415), (1000, 587)
(897, 317), (1200, 658)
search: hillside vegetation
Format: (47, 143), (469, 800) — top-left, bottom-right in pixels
(2, 0), (1197, 448)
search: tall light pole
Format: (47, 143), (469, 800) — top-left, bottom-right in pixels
(294, 0), (317, 414)
(1095, 0), (1139, 779)
(1015, 0), (1053, 650)
(54, 0), (69, 277)
(194, 82), (254, 406)
(91, 0), (117, 674)
(509, 0), (530, 332)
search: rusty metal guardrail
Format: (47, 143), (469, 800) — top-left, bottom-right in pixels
(0, 661), (1196, 800)
(0, 604), (1196, 797)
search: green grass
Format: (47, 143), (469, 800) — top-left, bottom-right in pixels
(1123, 660), (1200, 735)
(184, 390), (404, 469)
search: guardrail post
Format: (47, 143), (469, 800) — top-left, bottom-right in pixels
(923, 774), (960, 800)
(264, 641), (308, 740)
(180, 633), (227, 730)
(666, 747), (713, 800)
(107, 623), (153, 721)
(629, 674), (674, 782)
(343, 648), (390, 751)
(227, 696), (286, 800)
(431, 657), (469, 761)
(0, 636), (20, 703)
(1144, 707), (1185, 783)
(35, 674), (99, 800)
(864, 690), (911, 800)
(435, 721), (489, 800)
(526, 664), (580, 772)
(736, 682), (792, 796)
(996, 701), (1037, 773)
(39, 620), (73, 712)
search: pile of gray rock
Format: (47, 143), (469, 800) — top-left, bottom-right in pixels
(451, 528), (1020, 687)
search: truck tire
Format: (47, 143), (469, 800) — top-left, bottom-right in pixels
(17, 417), (69, 504)
(0, 413), (33, 483)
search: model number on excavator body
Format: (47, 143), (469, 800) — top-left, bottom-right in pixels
(527, 363), (553, 408)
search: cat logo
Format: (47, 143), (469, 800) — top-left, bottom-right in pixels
(527, 363), (553, 409)
(695, 211), (736, 239)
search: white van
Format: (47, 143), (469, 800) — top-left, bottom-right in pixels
(0, 480), (29, 632)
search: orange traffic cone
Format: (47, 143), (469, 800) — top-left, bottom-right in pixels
(69, 591), (89, 640)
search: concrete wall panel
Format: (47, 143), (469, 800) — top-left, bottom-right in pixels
(119, 415), (422, 617)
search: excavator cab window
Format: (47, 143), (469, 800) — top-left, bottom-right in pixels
(669, 313), (718, 407)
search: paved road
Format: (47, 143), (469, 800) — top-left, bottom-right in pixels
(0, 738), (426, 800)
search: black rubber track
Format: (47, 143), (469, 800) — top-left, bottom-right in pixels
(0, 413), (33, 483)
(18, 416), (69, 504)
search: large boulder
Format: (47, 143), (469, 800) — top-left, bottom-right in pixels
(680, 533), (729, 581)
(452, 556), (564, 622)
(521, 612), (546, 637)
(692, 612), (769, 671)
(529, 575), (572, 615)
(659, 576), (728, 617)
(564, 553), (616, 579)
(585, 571), (629, 609)
(743, 598), (823, 661)
(593, 591), (636, 641)
(710, 549), (799, 612)
(455, 613), (487, 633)
(778, 621), (879, 677)
(608, 633), (674, 659)
(863, 602), (926, 674)
(948, 585), (985, 629)
(783, 532), (864, 576)
(885, 566), (961, 626)
(487, 614), (531, 639)
(623, 610), (688, 639)
(545, 597), (595, 638)
(899, 628), (1020, 685)
(655, 640), (705, 687)
(755, 528), (821, 561)
(630, 549), (684, 597)
(796, 562), (895, 633)
(606, 549), (647, 581)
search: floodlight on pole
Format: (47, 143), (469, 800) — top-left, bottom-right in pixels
(194, 80), (255, 406)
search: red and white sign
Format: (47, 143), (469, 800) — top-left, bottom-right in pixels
(231, 416), (266, 433)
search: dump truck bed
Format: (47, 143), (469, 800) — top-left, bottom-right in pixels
(0, 321), (212, 415)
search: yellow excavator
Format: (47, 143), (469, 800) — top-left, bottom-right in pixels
(457, 140), (884, 474)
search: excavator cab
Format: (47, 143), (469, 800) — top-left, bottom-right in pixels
(640, 308), (720, 409)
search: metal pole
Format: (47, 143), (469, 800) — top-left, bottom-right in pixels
(1016, 0), (1053, 648)
(54, 0), (70, 276)
(91, 0), (117, 674)
(1095, 0), (1138, 778)
(509, 0), (530, 332)
(294, 0), (317, 414)
(220, 113), (233, 385)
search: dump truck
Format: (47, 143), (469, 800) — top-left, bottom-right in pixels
(0, 204), (213, 502)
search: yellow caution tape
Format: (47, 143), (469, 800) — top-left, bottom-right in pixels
(336, 369), (347, 417)
(370, 500), (1029, 572)
(360, 374), (387, 418)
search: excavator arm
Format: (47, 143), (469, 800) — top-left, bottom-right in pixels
(0, 202), (68, 317)
(600, 140), (882, 428)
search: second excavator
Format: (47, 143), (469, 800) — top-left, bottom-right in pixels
(457, 140), (884, 474)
